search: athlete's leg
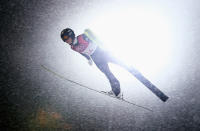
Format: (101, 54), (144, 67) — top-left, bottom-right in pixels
(104, 51), (132, 71)
(91, 48), (121, 96)
(96, 62), (121, 96)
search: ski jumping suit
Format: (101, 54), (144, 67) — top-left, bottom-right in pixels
(71, 34), (130, 96)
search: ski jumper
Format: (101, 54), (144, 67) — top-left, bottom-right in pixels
(71, 34), (129, 96)
(61, 28), (169, 101)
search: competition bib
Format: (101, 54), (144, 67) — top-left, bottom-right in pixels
(71, 34), (97, 56)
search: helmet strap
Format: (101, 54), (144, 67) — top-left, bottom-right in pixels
(70, 37), (77, 46)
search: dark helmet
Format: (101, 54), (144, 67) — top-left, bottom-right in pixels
(60, 28), (75, 42)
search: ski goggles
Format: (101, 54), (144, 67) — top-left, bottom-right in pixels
(62, 35), (70, 42)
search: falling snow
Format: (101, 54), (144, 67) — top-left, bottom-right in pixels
(1, 0), (200, 130)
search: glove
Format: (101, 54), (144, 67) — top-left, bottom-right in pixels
(88, 59), (93, 66)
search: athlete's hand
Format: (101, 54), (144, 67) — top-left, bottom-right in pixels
(88, 59), (93, 66)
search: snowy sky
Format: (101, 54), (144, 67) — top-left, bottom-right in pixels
(1, 0), (200, 130)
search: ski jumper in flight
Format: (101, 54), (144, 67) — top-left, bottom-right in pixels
(61, 28), (133, 98)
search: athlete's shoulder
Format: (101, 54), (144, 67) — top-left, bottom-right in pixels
(77, 33), (91, 43)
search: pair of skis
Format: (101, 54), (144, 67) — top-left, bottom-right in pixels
(41, 65), (168, 112)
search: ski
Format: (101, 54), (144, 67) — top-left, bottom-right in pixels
(41, 65), (153, 112)
(129, 67), (169, 102)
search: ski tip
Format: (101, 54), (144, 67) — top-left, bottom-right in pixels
(162, 96), (169, 102)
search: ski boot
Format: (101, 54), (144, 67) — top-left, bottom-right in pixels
(101, 90), (123, 100)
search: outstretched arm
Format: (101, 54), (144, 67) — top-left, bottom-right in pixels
(80, 53), (93, 66)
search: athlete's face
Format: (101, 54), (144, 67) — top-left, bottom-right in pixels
(63, 35), (73, 45)
(65, 37), (72, 45)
